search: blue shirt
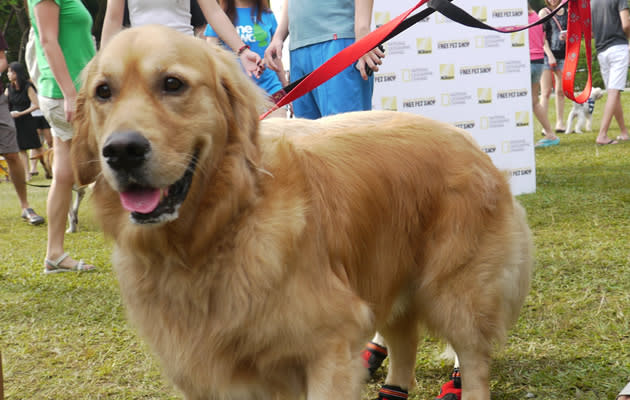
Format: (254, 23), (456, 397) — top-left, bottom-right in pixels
(205, 7), (282, 95)
(288, 0), (356, 51)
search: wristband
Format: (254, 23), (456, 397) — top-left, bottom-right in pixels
(237, 44), (250, 56)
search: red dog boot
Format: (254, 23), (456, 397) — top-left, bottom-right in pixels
(376, 385), (408, 400)
(361, 341), (388, 377)
(435, 368), (462, 400)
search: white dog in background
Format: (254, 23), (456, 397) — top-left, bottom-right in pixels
(565, 87), (605, 134)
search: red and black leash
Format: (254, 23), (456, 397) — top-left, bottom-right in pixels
(260, 0), (591, 119)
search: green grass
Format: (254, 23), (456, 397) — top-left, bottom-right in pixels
(1, 94), (630, 399)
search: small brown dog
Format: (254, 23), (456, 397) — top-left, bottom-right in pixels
(72, 25), (533, 400)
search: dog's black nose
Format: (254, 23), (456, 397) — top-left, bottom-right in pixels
(102, 131), (151, 170)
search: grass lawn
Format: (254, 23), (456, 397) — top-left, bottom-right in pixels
(1, 93), (629, 399)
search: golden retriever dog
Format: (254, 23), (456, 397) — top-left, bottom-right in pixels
(72, 25), (533, 400)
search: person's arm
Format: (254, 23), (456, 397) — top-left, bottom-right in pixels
(33, 0), (77, 122)
(542, 38), (555, 66)
(355, 0), (385, 80)
(197, 0), (262, 78)
(101, 0), (125, 48)
(264, 0), (288, 72)
(620, 8), (630, 39)
(22, 85), (41, 117)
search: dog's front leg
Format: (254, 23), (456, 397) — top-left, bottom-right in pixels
(305, 339), (364, 400)
(66, 187), (85, 233)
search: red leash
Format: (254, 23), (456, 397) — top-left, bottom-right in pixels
(562, 0), (592, 103)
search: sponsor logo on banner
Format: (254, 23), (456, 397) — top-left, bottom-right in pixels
(496, 60), (527, 74)
(402, 97), (437, 109)
(387, 41), (411, 56)
(492, 8), (524, 18)
(472, 6), (488, 22)
(437, 39), (471, 50)
(454, 120), (476, 130)
(509, 167), (533, 177)
(381, 97), (398, 111)
(402, 68), (434, 82)
(480, 115), (510, 129)
(417, 38), (432, 54)
(481, 144), (497, 153)
(477, 88), (492, 104)
(441, 92), (473, 106)
(460, 64), (492, 76)
(440, 64), (455, 80)
(502, 139), (531, 153)
(374, 72), (397, 83)
(496, 88), (529, 100)
(515, 111), (530, 127)
(511, 32), (526, 47)
(374, 12), (391, 28)
(475, 35), (508, 48)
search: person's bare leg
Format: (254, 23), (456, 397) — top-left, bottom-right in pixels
(539, 69), (553, 135)
(3, 151), (29, 209)
(533, 82), (557, 140)
(596, 89), (621, 144)
(554, 69), (566, 131)
(612, 93), (629, 140)
(45, 137), (83, 268)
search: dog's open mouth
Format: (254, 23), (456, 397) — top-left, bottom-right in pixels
(119, 154), (198, 225)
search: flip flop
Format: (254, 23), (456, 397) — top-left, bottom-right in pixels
(44, 252), (96, 274)
(597, 139), (618, 146)
(616, 136), (630, 142)
(535, 138), (560, 148)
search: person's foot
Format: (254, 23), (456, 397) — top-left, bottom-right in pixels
(535, 137), (560, 148)
(44, 252), (96, 274)
(616, 134), (630, 141)
(596, 137), (619, 145)
(21, 207), (45, 225)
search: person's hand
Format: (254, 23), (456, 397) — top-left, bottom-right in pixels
(355, 46), (386, 80)
(240, 49), (264, 79)
(559, 30), (567, 41)
(264, 38), (284, 72)
(549, 55), (557, 69)
(64, 93), (77, 122)
(10, 110), (19, 118)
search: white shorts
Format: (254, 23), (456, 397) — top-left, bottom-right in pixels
(38, 96), (74, 142)
(597, 44), (629, 91)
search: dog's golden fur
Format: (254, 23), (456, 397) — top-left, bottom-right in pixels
(72, 25), (533, 400)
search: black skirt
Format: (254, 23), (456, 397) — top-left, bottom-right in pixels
(14, 114), (41, 150)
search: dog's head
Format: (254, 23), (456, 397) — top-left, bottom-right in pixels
(590, 87), (604, 101)
(72, 25), (267, 225)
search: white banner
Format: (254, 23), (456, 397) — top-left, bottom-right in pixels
(372, 0), (536, 195)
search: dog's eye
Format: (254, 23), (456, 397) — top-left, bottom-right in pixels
(95, 84), (112, 100)
(163, 77), (184, 93)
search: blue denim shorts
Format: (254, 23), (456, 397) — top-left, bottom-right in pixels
(531, 61), (544, 83)
(544, 56), (565, 71)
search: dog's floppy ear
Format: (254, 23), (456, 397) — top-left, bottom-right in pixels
(72, 57), (101, 186)
(206, 44), (269, 165)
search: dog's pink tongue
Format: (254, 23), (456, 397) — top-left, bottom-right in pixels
(120, 188), (161, 214)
